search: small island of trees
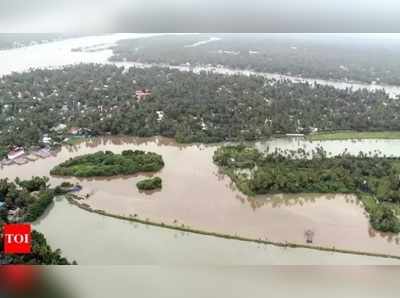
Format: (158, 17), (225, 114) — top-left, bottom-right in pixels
(50, 150), (164, 177)
(213, 145), (400, 234)
(136, 177), (162, 191)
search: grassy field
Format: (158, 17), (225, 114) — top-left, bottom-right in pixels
(308, 131), (400, 141)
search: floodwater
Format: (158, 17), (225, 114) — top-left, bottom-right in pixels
(1, 34), (400, 263)
(1, 33), (400, 98)
(2, 136), (400, 258)
(0, 33), (158, 77)
(32, 198), (399, 265)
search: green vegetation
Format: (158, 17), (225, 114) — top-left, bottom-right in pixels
(15, 176), (49, 192)
(24, 191), (54, 222)
(0, 146), (7, 159)
(111, 34), (400, 85)
(1, 64), (400, 148)
(65, 136), (84, 145)
(60, 181), (74, 188)
(214, 145), (400, 233)
(0, 230), (73, 265)
(0, 176), (54, 223)
(50, 150), (164, 177)
(137, 177), (162, 190)
(308, 131), (400, 141)
(0, 177), (73, 264)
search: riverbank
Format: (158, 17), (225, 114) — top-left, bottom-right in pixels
(308, 131), (400, 141)
(66, 195), (400, 260)
(3, 136), (400, 258)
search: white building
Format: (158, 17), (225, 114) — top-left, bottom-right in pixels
(7, 149), (25, 160)
(42, 135), (52, 144)
(53, 123), (67, 132)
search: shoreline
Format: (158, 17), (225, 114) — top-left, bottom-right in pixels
(3, 130), (400, 170)
(110, 60), (400, 98)
(66, 195), (400, 261)
(307, 131), (400, 141)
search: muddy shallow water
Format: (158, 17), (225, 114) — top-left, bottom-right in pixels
(2, 136), (400, 256)
(32, 198), (400, 265)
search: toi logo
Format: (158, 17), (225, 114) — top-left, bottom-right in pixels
(3, 224), (32, 254)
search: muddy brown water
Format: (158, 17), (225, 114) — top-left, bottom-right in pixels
(2, 136), (400, 258)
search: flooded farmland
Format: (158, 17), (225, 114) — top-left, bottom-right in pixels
(1, 34), (400, 264)
(2, 136), (400, 259)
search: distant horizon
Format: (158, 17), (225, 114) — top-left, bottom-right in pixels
(3, 33), (400, 39)
(1, 0), (400, 33)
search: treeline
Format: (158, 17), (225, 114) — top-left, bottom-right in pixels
(50, 150), (164, 177)
(0, 176), (73, 222)
(0, 177), (74, 264)
(111, 34), (400, 85)
(214, 145), (400, 233)
(0, 176), (52, 222)
(1, 64), (400, 148)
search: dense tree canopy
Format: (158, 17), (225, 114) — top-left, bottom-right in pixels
(0, 176), (54, 222)
(50, 150), (164, 177)
(136, 177), (162, 190)
(214, 145), (400, 233)
(111, 34), (400, 85)
(0, 64), (399, 148)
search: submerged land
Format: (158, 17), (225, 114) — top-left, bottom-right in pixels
(3, 136), (400, 260)
(3, 34), (400, 264)
(213, 145), (400, 233)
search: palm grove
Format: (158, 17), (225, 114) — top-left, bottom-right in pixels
(1, 64), (400, 148)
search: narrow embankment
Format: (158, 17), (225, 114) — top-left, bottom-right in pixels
(66, 196), (400, 261)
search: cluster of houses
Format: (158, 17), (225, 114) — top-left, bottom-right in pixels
(1, 146), (53, 166)
(0, 122), (98, 168)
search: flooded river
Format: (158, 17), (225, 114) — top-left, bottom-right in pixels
(33, 197), (399, 265)
(1, 34), (400, 263)
(1, 33), (400, 98)
(2, 136), (400, 260)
